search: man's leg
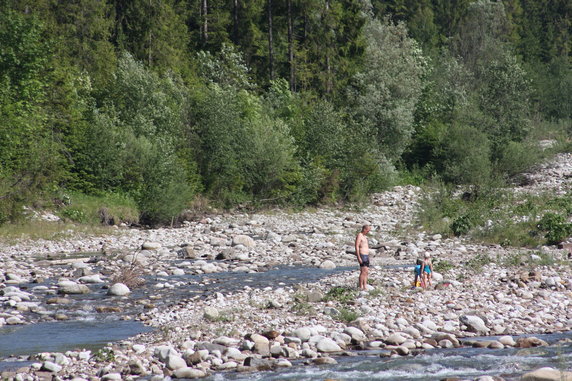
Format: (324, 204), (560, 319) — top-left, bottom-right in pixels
(360, 267), (368, 290)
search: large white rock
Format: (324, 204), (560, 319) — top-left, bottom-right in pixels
(385, 333), (407, 345)
(521, 367), (572, 381)
(142, 241), (162, 250)
(460, 315), (489, 334)
(343, 327), (367, 342)
(78, 275), (104, 284)
(291, 327), (312, 342)
(319, 260), (336, 270)
(107, 283), (130, 296)
(165, 354), (187, 370)
(58, 282), (90, 295)
(173, 368), (207, 378)
(316, 338), (342, 353)
(232, 235), (256, 248)
(498, 335), (516, 346)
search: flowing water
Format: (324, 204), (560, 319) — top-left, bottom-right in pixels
(206, 332), (572, 381)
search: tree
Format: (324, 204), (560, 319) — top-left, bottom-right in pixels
(0, 8), (64, 222)
(348, 17), (428, 161)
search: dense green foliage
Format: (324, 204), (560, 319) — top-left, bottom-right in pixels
(0, 0), (570, 226)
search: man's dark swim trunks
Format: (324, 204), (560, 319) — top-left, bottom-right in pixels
(359, 254), (370, 267)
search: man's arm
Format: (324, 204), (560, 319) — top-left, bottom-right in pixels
(355, 233), (362, 263)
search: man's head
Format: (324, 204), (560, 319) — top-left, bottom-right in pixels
(362, 225), (371, 234)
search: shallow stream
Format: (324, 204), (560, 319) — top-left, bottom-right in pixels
(207, 332), (572, 380)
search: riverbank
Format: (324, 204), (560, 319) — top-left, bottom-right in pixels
(1, 156), (571, 381)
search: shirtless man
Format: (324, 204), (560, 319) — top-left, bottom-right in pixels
(355, 225), (371, 290)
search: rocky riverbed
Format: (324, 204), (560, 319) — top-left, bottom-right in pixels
(1, 154), (572, 381)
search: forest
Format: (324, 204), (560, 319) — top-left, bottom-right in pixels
(0, 0), (571, 227)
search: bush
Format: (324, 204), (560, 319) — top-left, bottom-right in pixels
(450, 215), (472, 236)
(537, 213), (571, 245)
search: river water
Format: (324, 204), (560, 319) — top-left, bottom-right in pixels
(206, 332), (572, 381)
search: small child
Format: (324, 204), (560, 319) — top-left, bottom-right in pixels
(422, 252), (433, 287)
(413, 258), (423, 288)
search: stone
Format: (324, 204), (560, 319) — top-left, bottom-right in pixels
(307, 291), (324, 303)
(203, 306), (219, 321)
(385, 333), (407, 345)
(179, 247), (197, 259)
(316, 338), (342, 353)
(78, 274), (104, 283)
(250, 334), (270, 356)
(142, 241), (162, 250)
(498, 336), (516, 346)
(213, 336), (240, 347)
(232, 235), (256, 248)
(41, 361), (62, 373)
(101, 374), (122, 381)
(431, 333), (460, 347)
(312, 357), (338, 365)
(243, 357), (276, 370)
(394, 346), (409, 356)
(165, 354), (187, 370)
(292, 327), (312, 342)
(516, 337), (549, 348)
(460, 315), (489, 334)
(343, 327), (367, 343)
(58, 282), (90, 295)
(107, 283), (130, 296)
(173, 367), (207, 378)
(521, 367), (572, 381)
(319, 260), (336, 270)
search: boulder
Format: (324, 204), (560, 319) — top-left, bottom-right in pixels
(516, 337), (549, 348)
(521, 367), (572, 381)
(316, 338), (342, 353)
(58, 282), (90, 295)
(107, 283), (130, 296)
(460, 315), (489, 334)
(141, 241), (162, 250)
(319, 260), (336, 270)
(232, 235), (256, 248)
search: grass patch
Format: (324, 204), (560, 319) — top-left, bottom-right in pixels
(466, 253), (494, 271)
(57, 191), (139, 225)
(324, 286), (357, 305)
(290, 293), (316, 315)
(336, 307), (360, 323)
(0, 219), (118, 242)
(433, 259), (455, 273)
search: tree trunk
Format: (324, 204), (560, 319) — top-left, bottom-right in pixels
(325, 0), (332, 93)
(232, 0), (239, 43)
(267, 0), (274, 80)
(201, 0), (208, 43)
(288, 0), (294, 90)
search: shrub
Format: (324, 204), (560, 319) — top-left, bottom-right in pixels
(450, 215), (472, 236)
(111, 263), (146, 289)
(537, 213), (571, 245)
